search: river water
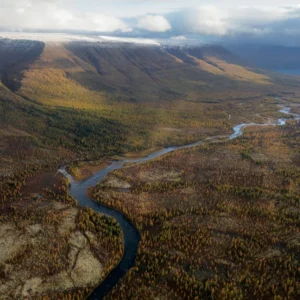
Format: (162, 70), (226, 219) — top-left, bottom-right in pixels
(59, 104), (299, 300)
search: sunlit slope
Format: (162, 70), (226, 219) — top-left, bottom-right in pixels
(0, 39), (286, 157)
(0, 38), (299, 164)
(166, 46), (270, 84)
(4, 41), (278, 108)
(18, 44), (107, 108)
(0, 39), (44, 91)
(66, 43), (272, 97)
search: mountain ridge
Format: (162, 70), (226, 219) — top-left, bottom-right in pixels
(0, 37), (274, 104)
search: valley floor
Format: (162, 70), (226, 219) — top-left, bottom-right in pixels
(92, 110), (300, 299)
(1, 38), (300, 299)
(0, 94), (299, 299)
(0, 174), (123, 299)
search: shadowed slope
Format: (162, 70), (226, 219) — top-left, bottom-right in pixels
(166, 46), (270, 84)
(0, 39), (279, 109)
(0, 39), (44, 92)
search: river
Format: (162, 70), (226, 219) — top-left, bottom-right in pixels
(59, 104), (299, 300)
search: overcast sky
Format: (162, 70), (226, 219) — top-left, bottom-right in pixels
(2, 1), (300, 45)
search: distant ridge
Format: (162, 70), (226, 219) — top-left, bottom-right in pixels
(0, 32), (205, 47)
(228, 44), (300, 69)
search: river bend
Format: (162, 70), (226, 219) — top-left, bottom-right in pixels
(59, 104), (299, 299)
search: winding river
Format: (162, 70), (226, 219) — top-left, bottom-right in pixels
(59, 104), (299, 300)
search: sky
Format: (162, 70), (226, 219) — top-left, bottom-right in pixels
(2, 1), (300, 45)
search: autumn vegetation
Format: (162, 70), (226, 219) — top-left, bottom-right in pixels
(0, 40), (300, 298)
(0, 169), (123, 299)
(93, 117), (300, 299)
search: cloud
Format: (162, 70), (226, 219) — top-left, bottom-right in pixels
(223, 6), (300, 45)
(2, 1), (300, 45)
(87, 14), (132, 32)
(162, 5), (300, 45)
(0, 0), (132, 32)
(171, 35), (186, 40)
(137, 15), (171, 32)
(166, 5), (300, 37)
(167, 6), (229, 36)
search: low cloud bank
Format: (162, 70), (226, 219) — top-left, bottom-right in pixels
(2, 1), (300, 45)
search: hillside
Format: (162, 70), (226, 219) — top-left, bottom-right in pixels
(0, 39), (274, 105)
(0, 37), (286, 162)
(0, 35), (300, 299)
(0, 39), (44, 91)
(1, 35), (300, 174)
(228, 44), (300, 70)
(0, 37), (277, 98)
(1, 36), (299, 179)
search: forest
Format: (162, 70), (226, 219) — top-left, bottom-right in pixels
(0, 40), (299, 299)
(92, 110), (300, 299)
(0, 166), (124, 299)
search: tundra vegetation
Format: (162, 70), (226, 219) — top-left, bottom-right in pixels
(93, 117), (300, 299)
(0, 172), (123, 299)
(0, 40), (300, 298)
